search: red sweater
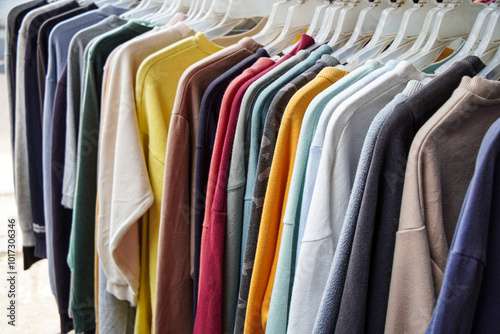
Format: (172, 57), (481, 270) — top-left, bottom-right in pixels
(195, 34), (316, 333)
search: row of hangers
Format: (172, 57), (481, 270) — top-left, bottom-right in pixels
(46, 0), (500, 79)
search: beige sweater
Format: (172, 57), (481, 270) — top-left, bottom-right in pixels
(385, 76), (500, 334)
(97, 23), (194, 306)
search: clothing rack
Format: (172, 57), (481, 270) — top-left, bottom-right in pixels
(5, 0), (500, 333)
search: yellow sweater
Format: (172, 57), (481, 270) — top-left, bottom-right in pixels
(245, 67), (349, 333)
(134, 32), (223, 333)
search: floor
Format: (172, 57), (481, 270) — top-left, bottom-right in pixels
(0, 71), (61, 332)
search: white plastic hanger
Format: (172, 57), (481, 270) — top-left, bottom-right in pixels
(407, 0), (486, 70)
(112, 0), (143, 9)
(203, 0), (280, 39)
(148, 0), (192, 24)
(186, 0), (198, 16)
(306, 0), (335, 38)
(313, 0), (350, 44)
(393, 0), (446, 61)
(471, 5), (500, 64)
(326, 0), (371, 52)
(143, 0), (176, 19)
(265, 0), (324, 56)
(185, 0), (212, 23)
(433, 3), (497, 73)
(251, 0), (298, 46)
(94, 0), (115, 6)
(345, 0), (414, 69)
(186, 0), (229, 31)
(376, 0), (434, 63)
(281, 0), (346, 55)
(120, 0), (163, 19)
(477, 38), (500, 79)
(186, 0), (202, 18)
(124, 0), (152, 12)
(332, 0), (391, 63)
(142, 0), (173, 20)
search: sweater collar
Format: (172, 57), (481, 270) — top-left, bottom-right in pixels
(460, 76), (500, 100)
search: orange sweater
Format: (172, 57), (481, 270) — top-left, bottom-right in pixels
(245, 67), (347, 333)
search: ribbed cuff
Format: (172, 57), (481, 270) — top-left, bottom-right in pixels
(402, 80), (424, 97)
(386, 59), (399, 70)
